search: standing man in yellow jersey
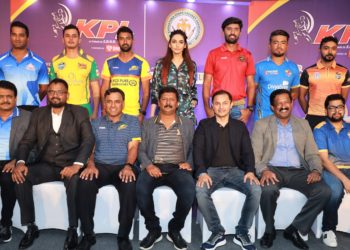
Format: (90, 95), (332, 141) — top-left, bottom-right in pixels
(49, 24), (100, 119)
(101, 26), (151, 123)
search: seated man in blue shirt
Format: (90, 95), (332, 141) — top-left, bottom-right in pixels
(0, 80), (31, 243)
(77, 88), (141, 250)
(251, 89), (331, 250)
(313, 94), (350, 248)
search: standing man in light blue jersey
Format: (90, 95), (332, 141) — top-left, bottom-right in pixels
(0, 21), (49, 111)
(254, 30), (299, 121)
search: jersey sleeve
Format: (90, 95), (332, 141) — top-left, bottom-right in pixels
(245, 52), (255, 76)
(341, 69), (350, 88)
(38, 62), (49, 85)
(141, 59), (151, 80)
(89, 60), (99, 81)
(291, 63), (300, 88)
(313, 127), (328, 151)
(101, 59), (111, 80)
(300, 69), (309, 88)
(49, 63), (57, 81)
(204, 51), (214, 75)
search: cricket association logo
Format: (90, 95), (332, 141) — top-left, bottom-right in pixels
(163, 8), (204, 49)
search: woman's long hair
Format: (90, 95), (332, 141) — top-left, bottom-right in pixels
(161, 29), (195, 86)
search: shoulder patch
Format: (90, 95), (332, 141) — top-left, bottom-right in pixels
(314, 121), (326, 129)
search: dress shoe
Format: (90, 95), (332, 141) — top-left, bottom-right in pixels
(260, 230), (276, 248)
(77, 234), (96, 250)
(64, 227), (78, 250)
(117, 236), (132, 250)
(19, 224), (39, 249)
(283, 226), (309, 249)
(0, 225), (12, 243)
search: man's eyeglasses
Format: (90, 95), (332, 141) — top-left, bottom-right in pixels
(47, 90), (67, 96)
(327, 105), (345, 112)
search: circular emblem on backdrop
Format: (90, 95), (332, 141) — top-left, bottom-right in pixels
(163, 8), (204, 49)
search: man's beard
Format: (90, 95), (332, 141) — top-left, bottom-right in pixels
(272, 52), (285, 57)
(321, 54), (335, 62)
(225, 35), (238, 44)
(120, 45), (132, 52)
(329, 115), (343, 122)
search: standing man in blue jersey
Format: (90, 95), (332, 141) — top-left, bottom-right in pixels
(254, 30), (299, 121)
(0, 21), (49, 111)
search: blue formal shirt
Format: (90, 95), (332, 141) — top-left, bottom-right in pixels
(91, 114), (141, 165)
(314, 119), (350, 166)
(0, 108), (19, 160)
(254, 57), (300, 121)
(269, 119), (301, 167)
(0, 49), (49, 106)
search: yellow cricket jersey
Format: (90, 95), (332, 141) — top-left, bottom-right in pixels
(101, 54), (151, 116)
(49, 49), (99, 105)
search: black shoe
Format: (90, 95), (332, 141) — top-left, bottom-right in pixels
(0, 226), (12, 243)
(166, 230), (187, 250)
(77, 234), (96, 250)
(19, 224), (39, 249)
(139, 230), (162, 250)
(64, 227), (78, 250)
(118, 237), (132, 250)
(260, 230), (276, 248)
(283, 226), (309, 250)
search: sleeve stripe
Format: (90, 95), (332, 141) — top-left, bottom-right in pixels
(318, 149), (328, 152)
(132, 137), (141, 141)
(291, 85), (300, 89)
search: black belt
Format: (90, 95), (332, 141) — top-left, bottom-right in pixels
(273, 166), (304, 171)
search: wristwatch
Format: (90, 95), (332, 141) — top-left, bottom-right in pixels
(139, 109), (146, 115)
(125, 163), (134, 168)
(247, 105), (254, 112)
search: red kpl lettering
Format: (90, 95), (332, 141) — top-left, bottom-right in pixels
(76, 19), (100, 38)
(313, 25), (346, 44)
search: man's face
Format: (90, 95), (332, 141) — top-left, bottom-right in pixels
(320, 41), (337, 62)
(270, 93), (293, 120)
(10, 26), (28, 50)
(47, 83), (68, 108)
(117, 32), (133, 52)
(158, 92), (178, 116)
(104, 92), (124, 118)
(212, 93), (233, 119)
(326, 99), (345, 122)
(223, 23), (241, 44)
(269, 35), (288, 57)
(63, 28), (80, 50)
(0, 88), (17, 112)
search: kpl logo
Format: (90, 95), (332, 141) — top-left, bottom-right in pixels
(313, 25), (350, 44)
(76, 19), (129, 39)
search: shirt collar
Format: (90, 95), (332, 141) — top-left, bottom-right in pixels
(267, 56), (289, 62)
(154, 115), (180, 125)
(325, 118), (350, 131)
(104, 113), (126, 124)
(317, 59), (336, 69)
(9, 49), (31, 59)
(220, 43), (243, 52)
(276, 118), (291, 127)
(62, 48), (84, 56)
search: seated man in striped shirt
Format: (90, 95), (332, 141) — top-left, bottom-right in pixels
(137, 86), (195, 250)
(77, 88), (141, 250)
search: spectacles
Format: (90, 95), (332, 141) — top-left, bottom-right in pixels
(327, 105), (345, 111)
(47, 90), (67, 96)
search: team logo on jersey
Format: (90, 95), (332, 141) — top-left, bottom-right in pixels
(78, 63), (87, 69)
(314, 72), (320, 79)
(58, 62), (66, 70)
(285, 69), (292, 77)
(265, 70), (278, 75)
(129, 80), (137, 86)
(26, 63), (35, 71)
(335, 72), (342, 79)
(118, 124), (128, 130)
(163, 8), (204, 49)
(129, 66), (139, 71)
(238, 55), (246, 62)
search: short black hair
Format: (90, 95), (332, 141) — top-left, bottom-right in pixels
(269, 29), (289, 42)
(158, 86), (179, 101)
(270, 89), (292, 106)
(324, 94), (345, 109)
(212, 90), (232, 103)
(320, 36), (338, 49)
(0, 80), (17, 97)
(48, 78), (69, 91)
(63, 24), (80, 37)
(10, 21), (29, 37)
(104, 87), (125, 100)
(221, 17), (242, 31)
(117, 26), (134, 39)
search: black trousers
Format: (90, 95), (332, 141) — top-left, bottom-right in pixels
(77, 163), (137, 238)
(0, 161), (16, 227)
(305, 114), (326, 130)
(260, 166), (331, 235)
(15, 162), (79, 227)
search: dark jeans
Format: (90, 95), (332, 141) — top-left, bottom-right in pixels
(196, 167), (261, 235)
(305, 114), (326, 130)
(260, 166), (331, 235)
(78, 163), (137, 238)
(15, 162), (79, 227)
(0, 161), (16, 227)
(322, 169), (350, 231)
(136, 164), (195, 233)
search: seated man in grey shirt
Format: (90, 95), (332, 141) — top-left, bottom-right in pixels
(251, 89), (331, 250)
(137, 86), (195, 250)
